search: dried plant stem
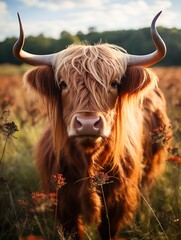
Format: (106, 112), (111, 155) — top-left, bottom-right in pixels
(34, 214), (47, 239)
(6, 183), (17, 217)
(0, 136), (9, 173)
(18, 210), (28, 238)
(53, 188), (59, 239)
(42, 212), (50, 240)
(125, 178), (169, 240)
(84, 230), (92, 240)
(139, 190), (169, 240)
(100, 185), (111, 240)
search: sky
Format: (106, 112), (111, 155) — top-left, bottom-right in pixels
(0, 0), (181, 41)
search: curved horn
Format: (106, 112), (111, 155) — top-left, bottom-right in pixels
(13, 13), (56, 66)
(128, 11), (166, 67)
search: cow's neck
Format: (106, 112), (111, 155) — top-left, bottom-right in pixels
(60, 137), (113, 181)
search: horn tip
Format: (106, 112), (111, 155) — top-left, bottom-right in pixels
(17, 12), (21, 22)
(156, 10), (162, 18)
(151, 11), (163, 29)
(154, 11), (163, 22)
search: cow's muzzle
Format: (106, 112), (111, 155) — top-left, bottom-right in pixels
(68, 113), (108, 138)
(75, 115), (102, 136)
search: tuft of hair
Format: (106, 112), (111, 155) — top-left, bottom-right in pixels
(53, 43), (128, 88)
(24, 66), (67, 159)
(112, 67), (159, 171)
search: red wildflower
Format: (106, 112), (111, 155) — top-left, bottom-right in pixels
(31, 192), (57, 213)
(50, 173), (66, 190)
(17, 192), (57, 213)
(91, 172), (111, 187)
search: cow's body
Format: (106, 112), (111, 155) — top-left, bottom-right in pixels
(13, 12), (171, 240)
(24, 61), (170, 240)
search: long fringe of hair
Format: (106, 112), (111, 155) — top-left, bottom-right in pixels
(112, 67), (158, 171)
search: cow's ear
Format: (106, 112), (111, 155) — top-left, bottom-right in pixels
(119, 66), (157, 95)
(24, 66), (59, 97)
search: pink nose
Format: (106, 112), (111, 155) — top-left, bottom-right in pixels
(75, 116), (102, 135)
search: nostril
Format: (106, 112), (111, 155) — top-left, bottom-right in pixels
(75, 117), (83, 130)
(94, 117), (102, 130)
(75, 116), (102, 134)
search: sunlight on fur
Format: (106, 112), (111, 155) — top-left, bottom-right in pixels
(23, 42), (171, 240)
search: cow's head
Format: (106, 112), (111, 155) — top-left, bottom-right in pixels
(53, 44), (128, 140)
(13, 12), (166, 160)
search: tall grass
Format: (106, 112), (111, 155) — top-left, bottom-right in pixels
(0, 65), (180, 239)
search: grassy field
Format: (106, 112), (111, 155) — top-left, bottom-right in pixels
(0, 64), (180, 240)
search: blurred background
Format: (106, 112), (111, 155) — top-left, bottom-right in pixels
(0, 0), (181, 65)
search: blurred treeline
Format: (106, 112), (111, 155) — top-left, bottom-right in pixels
(0, 26), (181, 66)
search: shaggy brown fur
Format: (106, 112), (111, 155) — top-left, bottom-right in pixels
(24, 44), (171, 240)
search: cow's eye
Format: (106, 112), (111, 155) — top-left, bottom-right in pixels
(60, 81), (67, 90)
(111, 80), (119, 89)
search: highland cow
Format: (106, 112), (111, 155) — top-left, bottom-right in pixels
(13, 12), (171, 240)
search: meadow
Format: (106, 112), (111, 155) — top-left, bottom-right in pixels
(0, 64), (180, 240)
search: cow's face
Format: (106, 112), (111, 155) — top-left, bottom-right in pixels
(59, 71), (119, 140)
(53, 45), (128, 143)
